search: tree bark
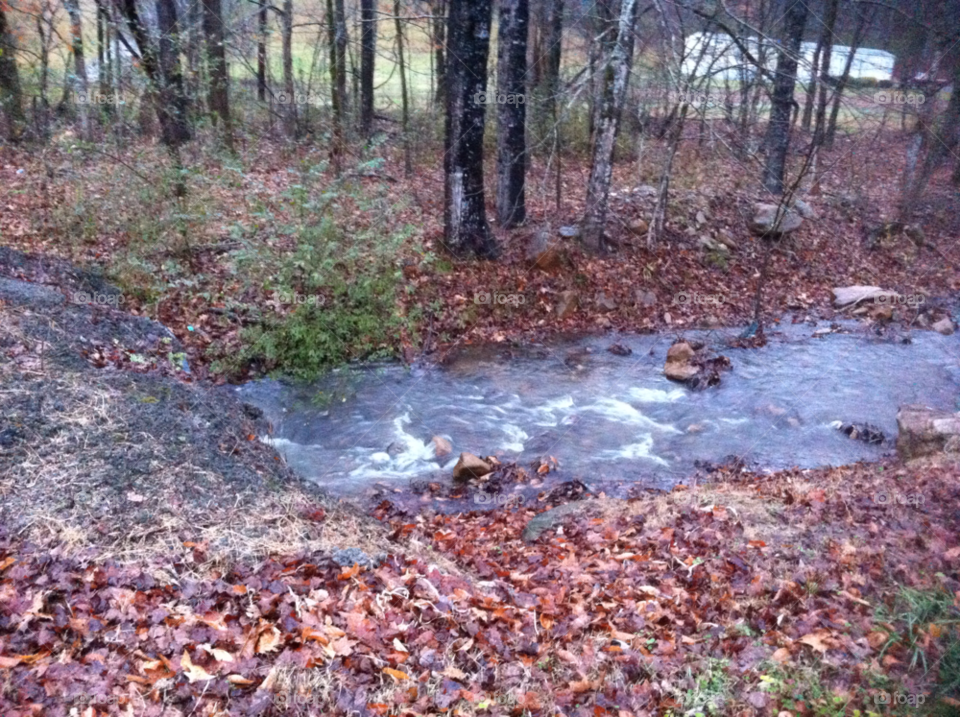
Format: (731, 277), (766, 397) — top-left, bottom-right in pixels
(257, 1), (268, 101)
(581, 0), (638, 253)
(531, 0), (563, 130)
(761, 0), (807, 195)
(155, 0), (192, 146)
(65, 0), (90, 138)
(431, 0), (447, 107)
(281, 0), (295, 136)
(326, 0), (348, 169)
(118, 0), (191, 148)
(0, 2), (24, 140)
(443, 0), (496, 258)
(800, 38), (821, 131)
(202, 0), (233, 150)
(495, 0), (528, 228)
(825, 5), (871, 148)
(394, 0), (411, 173)
(360, 0), (375, 136)
(811, 0), (839, 148)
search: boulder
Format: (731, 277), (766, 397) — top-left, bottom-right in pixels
(792, 199), (817, 220)
(523, 500), (599, 542)
(432, 435), (452, 458)
(897, 405), (960, 461)
(932, 317), (955, 335)
(526, 230), (564, 274)
(558, 225), (580, 239)
(749, 203), (803, 236)
(556, 290), (579, 319)
(715, 230), (738, 250)
(636, 290), (657, 308)
(832, 421), (884, 444)
(635, 184), (657, 197)
(628, 218), (649, 236)
(664, 342), (700, 381)
(595, 291), (618, 312)
(832, 286), (899, 309)
(453, 452), (492, 481)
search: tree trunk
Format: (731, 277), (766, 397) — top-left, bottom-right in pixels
(155, 0), (192, 146)
(360, 0), (375, 136)
(532, 0), (563, 130)
(812, 0), (839, 148)
(281, 0), (295, 136)
(825, 5), (871, 148)
(431, 0), (447, 107)
(495, 0), (528, 228)
(580, 0), (638, 253)
(65, 0), (90, 138)
(443, 0), (496, 258)
(202, 0), (233, 150)
(118, 0), (191, 148)
(761, 0), (807, 195)
(0, 2), (24, 140)
(257, 2), (268, 101)
(800, 38), (821, 131)
(326, 0), (348, 170)
(394, 0), (411, 173)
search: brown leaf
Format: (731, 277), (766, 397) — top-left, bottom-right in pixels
(383, 667), (409, 681)
(771, 647), (791, 664)
(256, 625), (282, 654)
(180, 651), (215, 683)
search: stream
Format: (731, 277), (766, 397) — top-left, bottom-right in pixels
(237, 323), (960, 496)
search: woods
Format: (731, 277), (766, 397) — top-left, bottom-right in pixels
(2, 0), (960, 714)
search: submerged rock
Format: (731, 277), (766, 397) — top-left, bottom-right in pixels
(432, 435), (452, 458)
(832, 421), (885, 444)
(664, 341), (731, 389)
(664, 342), (699, 381)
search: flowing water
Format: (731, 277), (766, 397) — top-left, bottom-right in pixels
(237, 324), (960, 496)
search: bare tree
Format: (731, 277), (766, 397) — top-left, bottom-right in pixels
(257, 1), (268, 101)
(580, 0), (638, 252)
(64, 0), (90, 138)
(281, 0), (296, 136)
(327, 0), (348, 169)
(495, 0), (528, 228)
(202, 0), (234, 150)
(762, 0), (808, 194)
(443, 0), (496, 258)
(431, 0), (447, 107)
(359, 0), (375, 136)
(0, 1), (24, 140)
(393, 0), (411, 173)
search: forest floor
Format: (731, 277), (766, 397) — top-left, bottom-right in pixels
(1, 130), (960, 715)
(0, 128), (958, 380)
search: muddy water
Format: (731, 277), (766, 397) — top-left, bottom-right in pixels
(237, 324), (960, 496)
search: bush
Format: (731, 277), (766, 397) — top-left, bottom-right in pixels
(233, 216), (414, 378)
